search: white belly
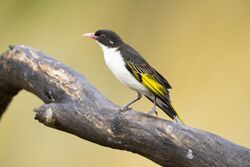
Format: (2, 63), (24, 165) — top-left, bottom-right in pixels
(98, 44), (150, 95)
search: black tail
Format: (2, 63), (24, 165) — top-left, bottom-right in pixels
(146, 95), (184, 124)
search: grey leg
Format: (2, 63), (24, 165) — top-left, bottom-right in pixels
(148, 95), (158, 115)
(121, 92), (142, 111)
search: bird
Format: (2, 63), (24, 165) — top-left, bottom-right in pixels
(82, 29), (184, 124)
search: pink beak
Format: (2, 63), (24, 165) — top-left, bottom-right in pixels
(81, 33), (98, 40)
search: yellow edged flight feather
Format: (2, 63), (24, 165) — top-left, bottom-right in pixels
(141, 74), (165, 97)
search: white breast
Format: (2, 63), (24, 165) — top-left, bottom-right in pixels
(98, 43), (150, 95)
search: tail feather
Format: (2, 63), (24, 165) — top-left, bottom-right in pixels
(174, 115), (184, 125)
(167, 102), (185, 125)
(145, 95), (184, 125)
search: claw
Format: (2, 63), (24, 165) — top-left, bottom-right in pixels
(119, 92), (141, 112)
(120, 106), (132, 112)
(148, 109), (158, 116)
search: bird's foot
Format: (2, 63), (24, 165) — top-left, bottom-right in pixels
(148, 109), (158, 116)
(120, 105), (132, 112)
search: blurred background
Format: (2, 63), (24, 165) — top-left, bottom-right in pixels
(0, 0), (250, 166)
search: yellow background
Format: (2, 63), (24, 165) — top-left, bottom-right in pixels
(0, 0), (250, 166)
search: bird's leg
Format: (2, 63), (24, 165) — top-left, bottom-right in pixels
(121, 92), (142, 111)
(148, 95), (158, 116)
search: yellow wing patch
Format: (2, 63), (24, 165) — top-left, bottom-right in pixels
(141, 74), (166, 97)
(126, 62), (167, 97)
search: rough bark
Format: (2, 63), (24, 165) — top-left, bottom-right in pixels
(0, 45), (249, 167)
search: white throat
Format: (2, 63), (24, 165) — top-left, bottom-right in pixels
(96, 42), (125, 74)
(97, 42), (119, 57)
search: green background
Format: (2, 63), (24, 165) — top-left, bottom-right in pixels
(1, 0), (250, 166)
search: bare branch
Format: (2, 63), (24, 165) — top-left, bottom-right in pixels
(0, 45), (249, 167)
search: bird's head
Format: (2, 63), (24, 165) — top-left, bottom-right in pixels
(82, 29), (123, 48)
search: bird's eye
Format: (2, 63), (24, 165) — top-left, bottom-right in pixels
(100, 34), (105, 39)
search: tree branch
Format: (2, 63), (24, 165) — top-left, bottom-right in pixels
(0, 45), (249, 167)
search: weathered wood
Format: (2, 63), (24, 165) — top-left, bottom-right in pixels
(0, 45), (249, 167)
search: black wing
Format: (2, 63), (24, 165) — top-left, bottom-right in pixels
(119, 43), (172, 90)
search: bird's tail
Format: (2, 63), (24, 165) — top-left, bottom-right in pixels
(165, 102), (184, 125)
(146, 96), (184, 125)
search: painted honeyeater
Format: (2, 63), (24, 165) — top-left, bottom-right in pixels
(82, 29), (184, 124)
